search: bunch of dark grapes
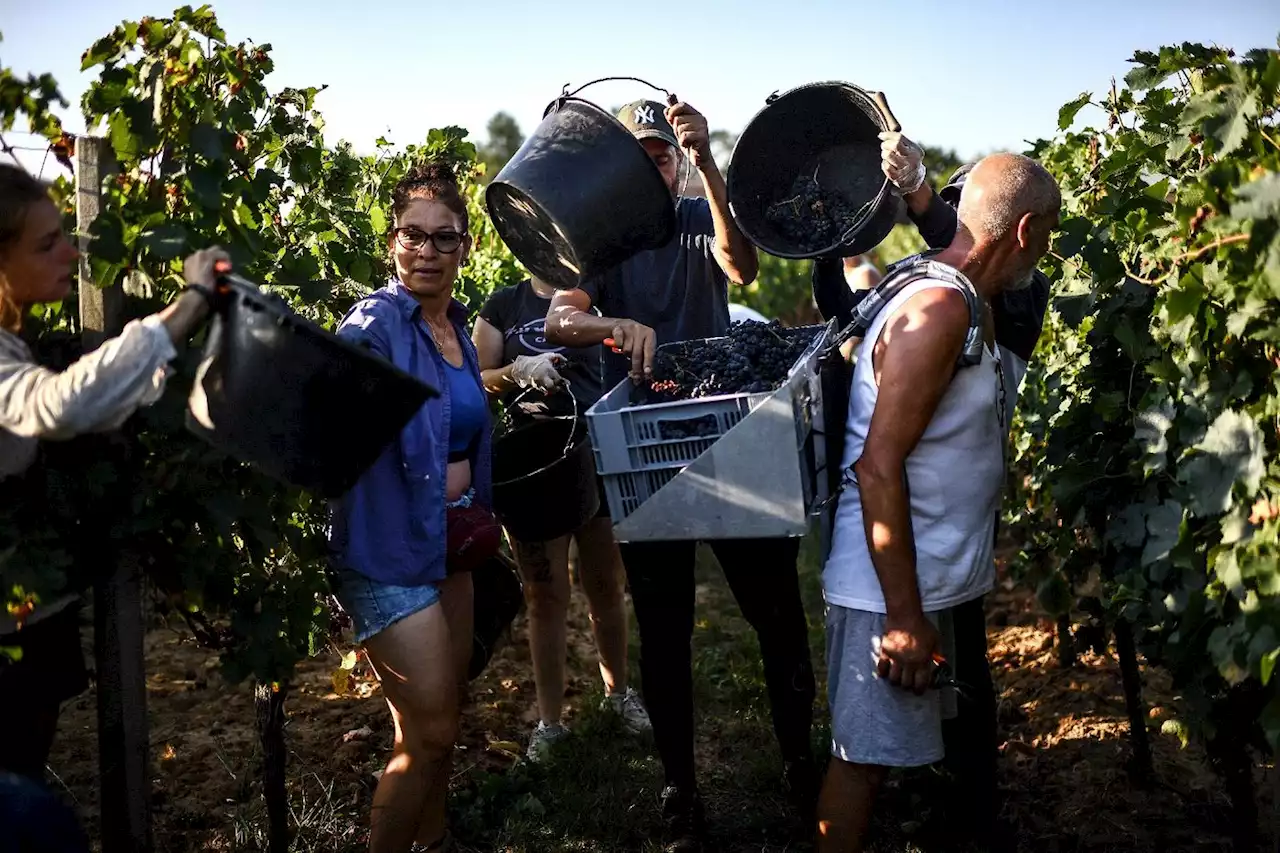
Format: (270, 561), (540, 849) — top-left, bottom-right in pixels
(765, 174), (865, 254)
(643, 320), (820, 403)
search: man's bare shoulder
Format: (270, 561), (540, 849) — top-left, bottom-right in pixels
(882, 281), (969, 340)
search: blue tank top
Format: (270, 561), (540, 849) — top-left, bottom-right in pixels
(446, 360), (487, 457)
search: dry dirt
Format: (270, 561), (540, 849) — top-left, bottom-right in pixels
(44, 567), (1280, 852)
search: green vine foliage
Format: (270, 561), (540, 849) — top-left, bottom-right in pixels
(1008, 40), (1280, 750)
(1, 6), (519, 683)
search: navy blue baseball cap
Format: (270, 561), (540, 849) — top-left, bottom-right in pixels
(940, 162), (975, 208)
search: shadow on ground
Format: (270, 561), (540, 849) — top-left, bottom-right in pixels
(47, 535), (1276, 851)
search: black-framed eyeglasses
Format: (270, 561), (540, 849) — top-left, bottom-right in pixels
(393, 227), (466, 254)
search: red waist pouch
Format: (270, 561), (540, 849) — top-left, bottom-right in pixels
(446, 504), (502, 575)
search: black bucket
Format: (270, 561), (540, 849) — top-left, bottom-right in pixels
(727, 82), (904, 260)
(485, 95), (676, 290)
(491, 416), (600, 542)
(186, 274), (437, 498)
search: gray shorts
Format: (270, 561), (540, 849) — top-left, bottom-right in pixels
(825, 604), (959, 767)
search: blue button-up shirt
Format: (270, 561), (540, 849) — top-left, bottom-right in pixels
(327, 281), (493, 587)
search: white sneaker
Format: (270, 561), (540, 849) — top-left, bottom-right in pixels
(525, 721), (570, 763)
(602, 687), (652, 734)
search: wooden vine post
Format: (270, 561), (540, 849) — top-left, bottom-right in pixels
(255, 681), (291, 853)
(77, 134), (153, 853)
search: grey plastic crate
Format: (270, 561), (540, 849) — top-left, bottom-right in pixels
(584, 322), (832, 541)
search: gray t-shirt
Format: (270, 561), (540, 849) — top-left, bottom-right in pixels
(582, 197), (729, 390)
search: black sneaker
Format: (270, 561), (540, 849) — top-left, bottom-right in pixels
(783, 756), (820, 825)
(660, 785), (706, 852)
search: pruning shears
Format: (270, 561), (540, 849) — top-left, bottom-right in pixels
(930, 653), (972, 696)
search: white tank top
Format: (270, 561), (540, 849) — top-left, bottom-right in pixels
(822, 277), (1006, 613)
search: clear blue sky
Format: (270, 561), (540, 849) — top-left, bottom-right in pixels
(2, 0), (1278, 166)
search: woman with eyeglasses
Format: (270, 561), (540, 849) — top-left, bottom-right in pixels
(327, 161), (494, 853)
(472, 276), (650, 763)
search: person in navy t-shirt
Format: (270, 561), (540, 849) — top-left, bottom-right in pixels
(545, 98), (819, 851)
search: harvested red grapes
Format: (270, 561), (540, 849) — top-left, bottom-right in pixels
(643, 320), (821, 403)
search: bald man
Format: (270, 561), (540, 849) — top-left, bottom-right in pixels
(815, 153), (1061, 853)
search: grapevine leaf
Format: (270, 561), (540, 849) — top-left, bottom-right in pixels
(1220, 506), (1254, 545)
(140, 224), (190, 261)
(1055, 217), (1091, 258)
(81, 32), (125, 71)
(1227, 293), (1268, 338)
(1214, 88), (1259, 154)
(191, 123), (225, 161)
(107, 111), (139, 161)
(1160, 718), (1190, 749)
(1142, 501), (1183, 566)
(188, 165), (222, 210)
(1058, 92), (1093, 131)
(369, 205), (387, 238)
(233, 201), (259, 229)
(1036, 573), (1073, 617)
(1054, 293), (1095, 328)
(1107, 503), (1148, 548)
(88, 211), (127, 263)
(1262, 648), (1280, 686)
(88, 258), (124, 290)
(296, 278), (333, 303)
(349, 256), (372, 285)
(1207, 623), (1248, 683)
(1184, 86), (1260, 156)
(1179, 410), (1267, 517)
(1162, 274), (1203, 326)
(1125, 53), (1168, 91)
(1134, 398), (1174, 474)
(1231, 172), (1280, 221)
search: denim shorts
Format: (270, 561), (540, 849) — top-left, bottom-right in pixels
(331, 570), (442, 644)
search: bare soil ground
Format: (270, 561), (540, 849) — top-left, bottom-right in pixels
(46, 539), (1279, 852)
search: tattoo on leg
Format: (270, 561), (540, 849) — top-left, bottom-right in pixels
(516, 540), (553, 583)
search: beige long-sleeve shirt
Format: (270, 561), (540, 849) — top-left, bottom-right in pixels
(0, 317), (177, 633)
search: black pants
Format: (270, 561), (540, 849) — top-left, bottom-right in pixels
(619, 537), (816, 790)
(0, 605), (88, 780)
(940, 595), (999, 833)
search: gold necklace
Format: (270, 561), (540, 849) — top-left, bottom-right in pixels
(426, 318), (452, 354)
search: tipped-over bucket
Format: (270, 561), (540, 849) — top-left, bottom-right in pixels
(486, 96), (676, 290)
(186, 275), (437, 498)
(727, 82), (904, 260)
(491, 416), (600, 542)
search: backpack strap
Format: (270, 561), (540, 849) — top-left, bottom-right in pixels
(832, 256), (984, 369)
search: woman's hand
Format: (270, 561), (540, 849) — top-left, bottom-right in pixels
(510, 353), (566, 392)
(182, 246), (231, 305)
(159, 246), (231, 343)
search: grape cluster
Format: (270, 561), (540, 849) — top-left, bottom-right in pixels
(658, 414), (720, 440)
(643, 320), (820, 403)
(765, 174), (866, 254)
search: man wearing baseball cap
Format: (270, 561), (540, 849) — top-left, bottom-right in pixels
(545, 97), (818, 852)
(810, 136), (1050, 852)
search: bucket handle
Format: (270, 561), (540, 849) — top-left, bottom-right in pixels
(865, 90), (902, 133)
(560, 76), (677, 107)
(502, 380), (581, 467)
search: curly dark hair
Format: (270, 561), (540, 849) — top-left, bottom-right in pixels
(391, 160), (469, 232)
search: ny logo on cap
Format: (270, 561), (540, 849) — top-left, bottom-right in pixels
(634, 105), (655, 125)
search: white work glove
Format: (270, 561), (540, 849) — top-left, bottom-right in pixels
(879, 131), (926, 195)
(510, 353), (566, 392)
